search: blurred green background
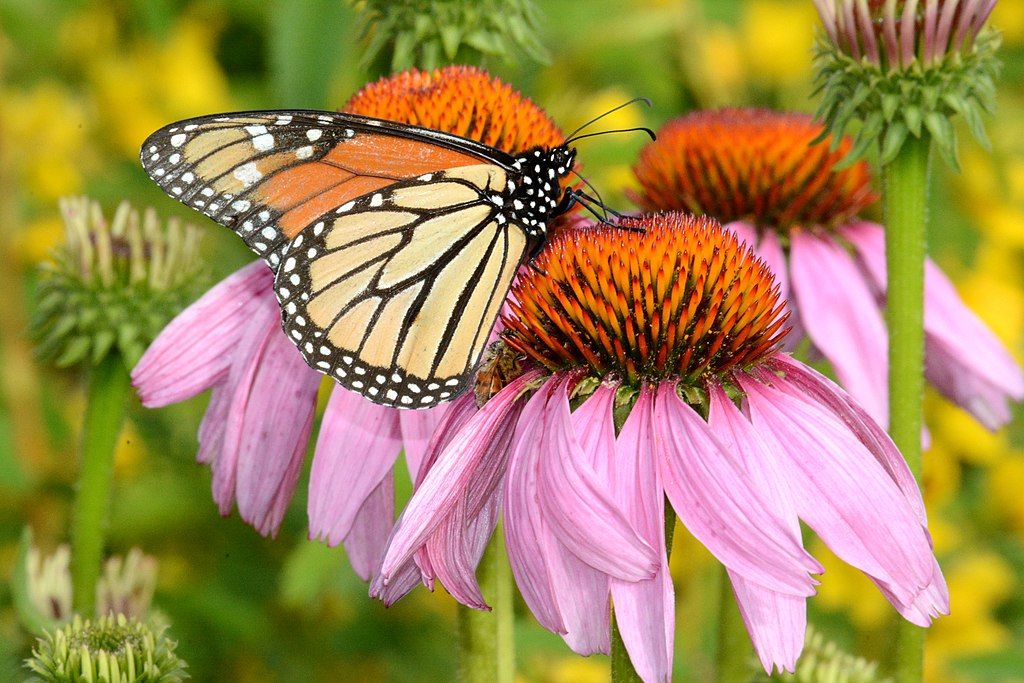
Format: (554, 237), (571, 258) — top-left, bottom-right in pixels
(1, 1), (1023, 680)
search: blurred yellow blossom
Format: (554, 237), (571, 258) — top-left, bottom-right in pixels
(987, 456), (1024, 534)
(926, 553), (1015, 680)
(739, 0), (816, 87)
(684, 24), (746, 106)
(921, 433), (963, 508)
(0, 82), (91, 202)
(87, 17), (232, 157)
(991, 0), (1024, 46)
(810, 540), (891, 630)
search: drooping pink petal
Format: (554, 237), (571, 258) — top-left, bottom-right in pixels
(231, 325), (322, 537)
(569, 381), (617, 476)
(536, 376), (658, 581)
(843, 221), (1024, 429)
(412, 393), (477, 587)
(789, 229), (889, 427)
(874, 555), (949, 626)
(728, 571), (805, 675)
(707, 384), (806, 674)
(343, 476), (395, 581)
(764, 354), (925, 522)
(399, 405), (449, 480)
(843, 223), (1019, 428)
(607, 387), (674, 682)
(653, 383), (820, 596)
(208, 298), (281, 515)
(424, 492), (501, 610)
(542, 530), (611, 655)
(308, 388), (402, 546)
(738, 373), (938, 606)
(503, 378), (565, 633)
(132, 261), (274, 406)
(378, 370), (539, 582)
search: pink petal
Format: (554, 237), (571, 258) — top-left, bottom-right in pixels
(308, 388), (402, 546)
(369, 555), (424, 607)
(569, 382), (617, 475)
(707, 384), (806, 674)
(132, 261), (273, 406)
(608, 387), (674, 682)
(399, 405), (449, 480)
(378, 370), (539, 582)
(653, 383), (820, 596)
(208, 298), (281, 515)
(790, 229), (889, 427)
(765, 354), (925, 523)
(844, 221), (1024, 429)
(343, 476), (395, 581)
(536, 376), (658, 581)
(738, 374), (937, 606)
(729, 572), (805, 675)
(504, 378), (565, 632)
(233, 329), (321, 536)
(424, 492), (501, 609)
(543, 530), (611, 655)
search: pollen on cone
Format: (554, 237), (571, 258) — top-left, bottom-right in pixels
(343, 65), (565, 156)
(502, 213), (790, 385)
(631, 109), (876, 231)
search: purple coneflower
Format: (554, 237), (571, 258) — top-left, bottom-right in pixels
(131, 65), (570, 583)
(375, 212), (947, 678)
(631, 108), (1023, 430)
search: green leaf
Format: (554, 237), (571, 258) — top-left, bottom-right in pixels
(56, 336), (91, 368)
(925, 112), (959, 170)
(439, 25), (461, 58)
(880, 121), (909, 165)
(391, 30), (416, 71)
(903, 105), (923, 136)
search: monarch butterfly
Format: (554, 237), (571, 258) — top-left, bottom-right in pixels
(140, 108), (596, 408)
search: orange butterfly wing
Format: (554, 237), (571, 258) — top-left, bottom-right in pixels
(140, 111), (496, 267)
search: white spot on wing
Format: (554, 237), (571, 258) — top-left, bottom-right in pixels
(233, 162), (262, 187)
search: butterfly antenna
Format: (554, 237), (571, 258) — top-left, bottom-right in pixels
(565, 126), (656, 146)
(570, 169), (610, 221)
(563, 97), (652, 141)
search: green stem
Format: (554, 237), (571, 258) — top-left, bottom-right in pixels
(611, 504), (677, 682)
(70, 355), (131, 615)
(458, 525), (514, 683)
(714, 565), (752, 682)
(884, 133), (932, 682)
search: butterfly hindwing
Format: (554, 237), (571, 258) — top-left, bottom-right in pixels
(275, 164), (528, 408)
(139, 110), (508, 267)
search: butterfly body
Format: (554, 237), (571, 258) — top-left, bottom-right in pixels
(141, 110), (575, 407)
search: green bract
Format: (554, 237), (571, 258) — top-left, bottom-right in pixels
(25, 614), (187, 683)
(357, 0), (548, 72)
(814, 29), (1001, 169)
(30, 197), (204, 370)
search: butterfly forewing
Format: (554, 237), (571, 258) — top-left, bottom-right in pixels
(139, 111), (496, 266)
(276, 164), (528, 408)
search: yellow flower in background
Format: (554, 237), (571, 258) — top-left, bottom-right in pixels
(992, 0), (1024, 46)
(88, 16), (232, 157)
(739, 0), (816, 87)
(988, 456), (1024, 534)
(0, 82), (91, 202)
(683, 24), (746, 106)
(926, 553), (1015, 681)
(809, 540), (891, 630)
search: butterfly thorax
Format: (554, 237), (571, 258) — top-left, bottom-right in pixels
(503, 146), (576, 240)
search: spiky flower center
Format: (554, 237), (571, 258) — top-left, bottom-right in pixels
(344, 65), (565, 155)
(501, 213), (789, 387)
(631, 109), (876, 232)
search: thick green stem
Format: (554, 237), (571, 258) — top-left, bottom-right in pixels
(884, 133), (931, 682)
(611, 504), (677, 682)
(70, 355), (131, 614)
(458, 525), (514, 683)
(714, 566), (752, 682)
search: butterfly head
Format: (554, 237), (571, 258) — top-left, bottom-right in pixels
(507, 145), (577, 239)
